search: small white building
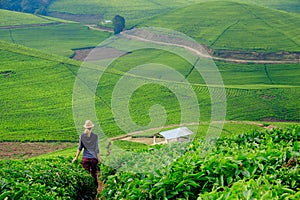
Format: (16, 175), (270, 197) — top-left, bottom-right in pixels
(153, 127), (194, 145)
(101, 19), (112, 24)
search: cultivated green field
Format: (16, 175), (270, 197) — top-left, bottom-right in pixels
(93, 48), (300, 137)
(0, 1), (299, 141)
(0, 41), (79, 141)
(1, 41), (299, 141)
(0, 23), (111, 57)
(49, 0), (300, 22)
(1, 1), (300, 199)
(142, 1), (300, 52)
(2, 1), (299, 56)
(0, 9), (61, 26)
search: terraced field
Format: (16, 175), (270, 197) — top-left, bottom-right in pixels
(0, 1), (299, 199)
(0, 41), (79, 141)
(48, 0), (300, 23)
(141, 1), (300, 52)
(92, 48), (300, 137)
(1, 39), (299, 142)
(0, 23), (111, 57)
(0, 9), (66, 26)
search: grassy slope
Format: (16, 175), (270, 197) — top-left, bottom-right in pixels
(0, 1), (299, 142)
(0, 23), (111, 57)
(1, 42), (299, 142)
(48, 0), (300, 25)
(94, 49), (300, 137)
(0, 9), (68, 26)
(2, 2), (298, 56)
(141, 1), (300, 52)
(0, 41), (80, 141)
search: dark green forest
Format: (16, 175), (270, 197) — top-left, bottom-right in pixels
(0, 0), (54, 14)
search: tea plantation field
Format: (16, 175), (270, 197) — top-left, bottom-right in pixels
(141, 1), (300, 52)
(0, 0), (299, 199)
(48, 0), (300, 23)
(0, 23), (111, 57)
(0, 9), (67, 26)
(100, 126), (300, 199)
(1, 126), (299, 199)
(1, 40), (299, 141)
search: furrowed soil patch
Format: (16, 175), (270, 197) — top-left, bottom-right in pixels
(0, 142), (76, 159)
(213, 50), (300, 61)
(72, 47), (128, 61)
(48, 12), (103, 24)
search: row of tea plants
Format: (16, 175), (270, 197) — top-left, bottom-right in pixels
(0, 126), (298, 199)
(99, 126), (300, 199)
(0, 157), (97, 199)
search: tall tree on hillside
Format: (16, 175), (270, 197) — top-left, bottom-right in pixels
(112, 15), (125, 34)
(21, 0), (40, 13)
(0, 0), (52, 14)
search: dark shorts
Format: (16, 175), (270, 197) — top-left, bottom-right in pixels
(82, 157), (99, 185)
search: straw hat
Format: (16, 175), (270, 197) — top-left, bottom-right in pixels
(83, 120), (94, 129)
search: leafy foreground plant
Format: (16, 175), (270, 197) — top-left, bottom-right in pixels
(100, 126), (300, 199)
(0, 157), (97, 199)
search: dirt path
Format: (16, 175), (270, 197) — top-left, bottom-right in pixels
(0, 142), (76, 159)
(121, 29), (300, 64)
(109, 121), (273, 142)
(4, 22), (297, 64)
(0, 22), (64, 29)
(86, 24), (113, 33)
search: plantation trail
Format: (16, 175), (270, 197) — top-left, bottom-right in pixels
(120, 29), (300, 64)
(86, 24), (113, 33)
(0, 22), (64, 29)
(2, 23), (299, 64)
(0, 142), (76, 159)
(109, 121), (276, 143)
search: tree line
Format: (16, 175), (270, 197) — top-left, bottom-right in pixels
(0, 0), (54, 15)
(0, 0), (127, 34)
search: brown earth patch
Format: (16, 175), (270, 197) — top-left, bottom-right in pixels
(48, 12), (103, 24)
(120, 136), (165, 145)
(72, 47), (128, 61)
(0, 22), (63, 29)
(121, 29), (300, 64)
(261, 94), (275, 100)
(213, 50), (300, 62)
(0, 142), (76, 159)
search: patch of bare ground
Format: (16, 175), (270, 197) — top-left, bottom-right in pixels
(72, 47), (128, 61)
(120, 29), (299, 64)
(0, 142), (76, 159)
(0, 22), (63, 29)
(120, 136), (165, 145)
(48, 12), (103, 24)
(213, 50), (300, 62)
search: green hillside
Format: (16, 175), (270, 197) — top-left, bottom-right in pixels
(1, 1), (299, 199)
(0, 9), (67, 26)
(0, 23), (111, 57)
(142, 1), (300, 52)
(48, 0), (300, 24)
(1, 40), (299, 142)
(0, 0), (299, 141)
(93, 48), (300, 137)
(0, 41), (79, 141)
(2, 1), (298, 56)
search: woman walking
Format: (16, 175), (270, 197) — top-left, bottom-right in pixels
(72, 120), (101, 186)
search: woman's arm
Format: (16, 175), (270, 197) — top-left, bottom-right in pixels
(72, 149), (82, 163)
(97, 153), (101, 163)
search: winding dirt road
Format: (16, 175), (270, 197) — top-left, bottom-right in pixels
(3, 22), (299, 64)
(120, 29), (300, 64)
(109, 121), (273, 142)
